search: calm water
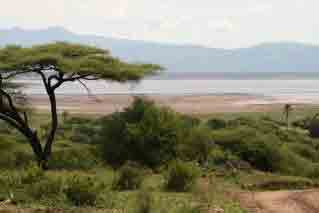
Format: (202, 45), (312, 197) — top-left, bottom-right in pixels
(16, 79), (319, 103)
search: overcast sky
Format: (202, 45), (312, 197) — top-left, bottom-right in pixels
(1, 0), (318, 48)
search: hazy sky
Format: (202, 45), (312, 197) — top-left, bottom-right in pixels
(1, 0), (319, 48)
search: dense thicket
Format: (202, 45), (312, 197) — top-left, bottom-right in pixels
(95, 97), (212, 168)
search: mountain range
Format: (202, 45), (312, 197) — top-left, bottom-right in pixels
(0, 27), (319, 73)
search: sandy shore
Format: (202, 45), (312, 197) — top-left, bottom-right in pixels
(27, 94), (306, 115)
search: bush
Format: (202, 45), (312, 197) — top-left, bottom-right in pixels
(112, 162), (144, 190)
(212, 127), (282, 172)
(28, 177), (64, 199)
(208, 147), (239, 166)
(207, 118), (227, 130)
(64, 175), (101, 206)
(236, 135), (282, 172)
(21, 163), (45, 184)
(180, 115), (201, 128)
(210, 125), (319, 176)
(50, 147), (102, 170)
(292, 117), (312, 129)
(97, 97), (187, 168)
(274, 146), (314, 177)
(287, 143), (319, 162)
(178, 127), (213, 165)
(135, 190), (153, 213)
(165, 161), (200, 192)
(309, 118), (319, 138)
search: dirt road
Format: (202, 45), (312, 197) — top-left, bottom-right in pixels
(238, 190), (319, 213)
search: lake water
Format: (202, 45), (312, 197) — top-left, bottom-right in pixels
(16, 78), (319, 104)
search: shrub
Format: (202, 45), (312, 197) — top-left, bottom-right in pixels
(180, 115), (201, 128)
(208, 147), (239, 166)
(135, 190), (153, 213)
(274, 146), (314, 177)
(227, 117), (256, 128)
(12, 151), (34, 168)
(21, 163), (45, 184)
(235, 135), (282, 172)
(309, 118), (319, 138)
(50, 147), (102, 170)
(207, 118), (227, 130)
(64, 175), (100, 206)
(28, 177), (64, 199)
(292, 117), (312, 129)
(112, 162), (144, 190)
(165, 161), (200, 192)
(97, 97), (187, 168)
(287, 143), (319, 162)
(178, 127), (213, 165)
(212, 127), (283, 172)
(175, 205), (201, 213)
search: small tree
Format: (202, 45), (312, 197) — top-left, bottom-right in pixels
(0, 42), (161, 169)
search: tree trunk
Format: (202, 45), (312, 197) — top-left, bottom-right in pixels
(42, 90), (58, 167)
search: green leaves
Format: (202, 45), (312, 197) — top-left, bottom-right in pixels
(0, 42), (162, 82)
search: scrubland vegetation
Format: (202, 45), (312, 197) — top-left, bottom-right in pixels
(1, 97), (319, 212)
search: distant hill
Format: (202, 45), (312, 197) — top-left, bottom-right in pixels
(1, 27), (319, 73)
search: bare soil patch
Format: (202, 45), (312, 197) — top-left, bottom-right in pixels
(237, 190), (319, 213)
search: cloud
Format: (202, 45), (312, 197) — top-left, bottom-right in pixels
(1, 0), (319, 48)
(207, 19), (235, 32)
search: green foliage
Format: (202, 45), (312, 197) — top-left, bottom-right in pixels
(98, 97), (186, 168)
(292, 117), (312, 129)
(222, 203), (247, 213)
(212, 127), (282, 172)
(244, 175), (319, 191)
(0, 42), (162, 81)
(134, 190), (153, 213)
(28, 176), (64, 200)
(50, 146), (102, 170)
(21, 163), (45, 184)
(309, 118), (319, 138)
(165, 161), (200, 192)
(113, 162), (144, 191)
(211, 120), (319, 177)
(287, 143), (319, 162)
(207, 118), (227, 130)
(273, 146), (314, 177)
(64, 175), (101, 206)
(180, 115), (201, 128)
(235, 135), (281, 172)
(55, 116), (101, 144)
(0, 134), (35, 169)
(179, 127), (213, 165)
(208, 147), (239, 166)
(174, 205), (201, 213)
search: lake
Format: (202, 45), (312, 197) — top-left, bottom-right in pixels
(10, 72), (319, 104)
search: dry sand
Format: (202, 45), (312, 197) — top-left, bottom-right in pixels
(27, 94), (291, 115)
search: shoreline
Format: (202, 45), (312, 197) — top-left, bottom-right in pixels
(26, 94), (319, 115)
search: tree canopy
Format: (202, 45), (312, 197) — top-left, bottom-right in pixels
(0, 42), (161, 82)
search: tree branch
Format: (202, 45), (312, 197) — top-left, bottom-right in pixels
(0, 88), (27, 125)
(0, 113), (25, 133)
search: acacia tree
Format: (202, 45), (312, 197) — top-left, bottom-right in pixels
(0, 42), (161, 169)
